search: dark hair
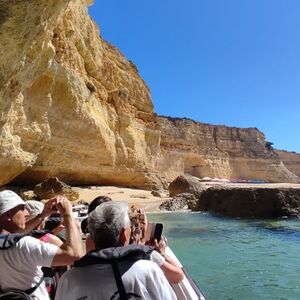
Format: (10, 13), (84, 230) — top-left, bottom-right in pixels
(44, 216), (63, 232)
(81, 196), (112, 234)
(88, 196), (112, 214)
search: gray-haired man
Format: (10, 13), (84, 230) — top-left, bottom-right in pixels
(55, 201), (177, 300)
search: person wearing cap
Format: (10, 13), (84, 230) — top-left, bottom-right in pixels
(25, 200), (45, 223)
(25, 200), (63, 247)
(55, 201), (177, 300)
(0, 190), (83, 300)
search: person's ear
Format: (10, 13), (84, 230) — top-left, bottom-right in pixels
(5, 212), (12, 221)
(119, 227), (127, 245)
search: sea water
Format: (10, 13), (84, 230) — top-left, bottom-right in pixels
(148, 212), (300, 300)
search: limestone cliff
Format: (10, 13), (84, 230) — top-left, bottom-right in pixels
(276, 150), (300, 177)
(0, 0), (162, 188)
(156, 116), (299, 183)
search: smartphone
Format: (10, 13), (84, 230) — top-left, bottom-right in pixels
(153, 223), (163, 242)
(145, 222), (163, 242)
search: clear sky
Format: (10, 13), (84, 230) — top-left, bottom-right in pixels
(89, 0), (300, 153)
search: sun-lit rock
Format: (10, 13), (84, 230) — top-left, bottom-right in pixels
(0, 0), (162, 189)
(276, 150), (300, 178)
(156, 116), (299, 183)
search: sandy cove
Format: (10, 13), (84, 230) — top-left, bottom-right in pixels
(74, 182), (300, 213)
(74, 186), (169, 212)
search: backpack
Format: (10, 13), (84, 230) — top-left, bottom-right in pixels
(74, 244), (154, 300)
(0, 234), (44, 300)
(0, 234), (25, 250)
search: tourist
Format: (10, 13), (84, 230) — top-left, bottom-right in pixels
(129, 205), (184, 284)
(25, 200), (66, 299)
(0, 190), (83, 299)
(55, 201), (178, 300)
(25, 200), (63, 247)
(81, 195), (112, 252)
(81, 195), (112, 234)
(129, 205), (148, 244)
(44, 215), (65, 237)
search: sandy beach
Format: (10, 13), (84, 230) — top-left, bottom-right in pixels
(75, 186), (169, 212)
(74, 182), (300, 213)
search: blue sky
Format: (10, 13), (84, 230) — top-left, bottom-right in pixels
(89, 1), (300, 153)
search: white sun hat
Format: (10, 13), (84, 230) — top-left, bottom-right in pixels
(25, 200), (44, 221)
(0, 190), (25, 217)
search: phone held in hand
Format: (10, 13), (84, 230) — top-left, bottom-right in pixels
(145, 222), (163, 242)
(153, 223), (163, 242)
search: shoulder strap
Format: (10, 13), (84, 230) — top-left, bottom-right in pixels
(24, 274), (44, 295)
(0, 234), (26, 250)
(0, 290), (32, 299)
(0, 234), (44, 296)
(0, 273), (44, 297)
(111, 259), (128, 300)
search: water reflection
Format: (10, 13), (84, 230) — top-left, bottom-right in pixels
(246, 219), (300, 241)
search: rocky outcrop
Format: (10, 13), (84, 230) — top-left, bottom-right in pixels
(34, 177), (79, 201)
(156, 117), (299, 184)
(168, 174), (205, 197)
(196, 186), (300, 218)
(161, 177), (300, 217)
(276, 150), (300, 177)
(0, 0), (162, 189)
(159, 193), (197, 211)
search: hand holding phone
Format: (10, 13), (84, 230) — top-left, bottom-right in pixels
(145, 222), (163, 243)
(153, 223), (163, 242)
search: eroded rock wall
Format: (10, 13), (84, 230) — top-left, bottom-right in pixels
(156, 116), (299, 183)
(276, 150), (300, 177)
(0, 0), (162, 188)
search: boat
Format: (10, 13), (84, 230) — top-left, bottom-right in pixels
(166, 247), (206, 300)
(74, 206), (207, 299)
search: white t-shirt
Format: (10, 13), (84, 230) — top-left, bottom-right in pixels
(55, 250), (177, 300)
(0, 236), (59, 300)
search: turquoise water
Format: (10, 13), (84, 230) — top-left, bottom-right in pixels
(148, 212), (300, 300)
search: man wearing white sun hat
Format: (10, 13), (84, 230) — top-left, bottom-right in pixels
(0, 190), (83, 300)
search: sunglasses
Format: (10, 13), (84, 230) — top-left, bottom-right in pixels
(14, 204), (26, 212)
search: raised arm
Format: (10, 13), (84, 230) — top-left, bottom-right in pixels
(51, 196), (84, 266)
(154, 237), (184, 284)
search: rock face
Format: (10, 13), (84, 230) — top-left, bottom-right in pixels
(0, 0), (299, 189)
(156, 117), (299, 184)
(168, 174), (205, 197)
(159, 193), (197, 211)
(0, 0), (162, 189)
(276, 150), (300, 177)
(34, 177), (79, 201)
(196, 186), (300, 218)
